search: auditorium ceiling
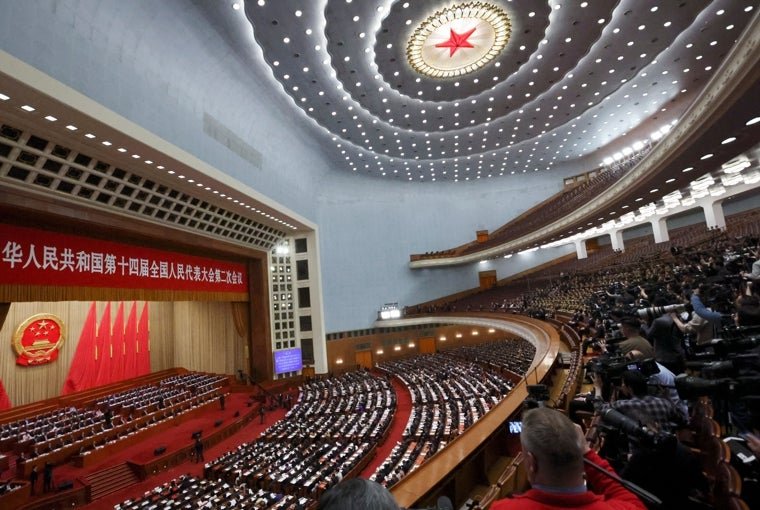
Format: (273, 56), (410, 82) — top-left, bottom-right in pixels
(240, 0), (759, 183)
(0, 0), (758, 259)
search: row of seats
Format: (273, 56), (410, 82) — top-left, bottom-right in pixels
(2, 373), (226, 477)
(201, 371), (393, 502)
(115, 475), (310, 510)
(371, 348), (521, 487)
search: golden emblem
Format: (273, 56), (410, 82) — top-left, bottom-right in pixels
(13, 313), (65, 366)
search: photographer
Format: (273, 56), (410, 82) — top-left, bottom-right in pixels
(612, 318), (654, 359)
(625, 350), (688, 421)
(734, 281), (760, 327)
(689, 284), (725, 338)
(490, 407), (646, 510)
(592, 370), (685, 434)
(641, 297), (685, 374)
(740, 248), (760, 282)
(618, 410), (707, 509)
(670, 306), (713, 348)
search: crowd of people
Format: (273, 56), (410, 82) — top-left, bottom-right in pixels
(114, 474), (309, 510)
(7, 222), (758, 509)
(370, 345), (524, 487)
(0, 372), (227, 484)
(197, 370), (394, 504)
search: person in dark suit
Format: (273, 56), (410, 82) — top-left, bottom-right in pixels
(43, 462), (53, 493)
(29, 465), (38, 495)
(194, 437), (204, 463)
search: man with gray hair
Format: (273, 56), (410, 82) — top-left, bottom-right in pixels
(490, 407), (645, 509)
(317, 478), (399, 510)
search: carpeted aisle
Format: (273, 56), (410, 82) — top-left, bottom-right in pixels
(40, 378), (411, 508)
(359, 376), (412, 479)
(56, 392), (289, 509)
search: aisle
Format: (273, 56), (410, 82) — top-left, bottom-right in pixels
(74, 393), (289, 509)
(359, 377), (412, 479)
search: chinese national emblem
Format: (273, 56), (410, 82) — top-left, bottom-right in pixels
(13, 313), (65, 366)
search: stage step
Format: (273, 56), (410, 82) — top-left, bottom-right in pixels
(86, 462), (139, 500)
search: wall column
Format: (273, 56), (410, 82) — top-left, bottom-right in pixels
(574, 239), (588, 259)
(610, 230), (625, 252)
(651, 217), (670, 243)
(700, 198), (727, 231)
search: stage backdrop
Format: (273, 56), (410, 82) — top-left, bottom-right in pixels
(0, 300), (246, 406)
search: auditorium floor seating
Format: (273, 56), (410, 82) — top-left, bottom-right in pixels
(0, 376), (292, 509)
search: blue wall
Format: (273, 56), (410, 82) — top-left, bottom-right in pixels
(0, 0), (580, 332)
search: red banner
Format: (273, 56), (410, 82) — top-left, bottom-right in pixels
(0, 224), (248, 293)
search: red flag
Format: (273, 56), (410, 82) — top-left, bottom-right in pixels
(61, 302), (98, 395)
(124, 301), (138, 380)
(110, 302), (125, 382)
(94, 302), (112, 387)
(0, 378), (11, 410)
(137, 302), (151, 376)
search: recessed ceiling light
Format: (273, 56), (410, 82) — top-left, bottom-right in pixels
(0, 93), (9, 101)
(21, 105), (35, 112)
(746, 117), (760, 126)
(65, 124), (77, 131)
(721, 137), (736, 144)
(44, 115), (57, 121)
(84, 133), (95, 139)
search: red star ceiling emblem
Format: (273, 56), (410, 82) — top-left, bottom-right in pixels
(435, 27), (477, 57)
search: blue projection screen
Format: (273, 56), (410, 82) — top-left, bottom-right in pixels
(274, 348), (303, 374)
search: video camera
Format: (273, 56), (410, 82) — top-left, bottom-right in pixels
(675, 373), (760, 400)
(585, 355), (659, 385)
(691, 332), (760, 360)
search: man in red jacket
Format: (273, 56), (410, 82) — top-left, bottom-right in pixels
(491, 407), (645, 510)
